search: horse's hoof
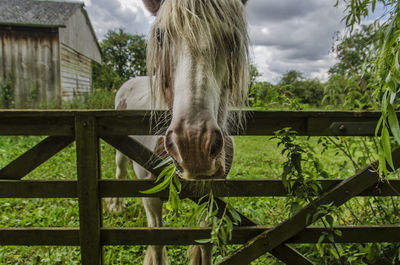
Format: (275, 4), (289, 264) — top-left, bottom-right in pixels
(105, 197), (125, 213)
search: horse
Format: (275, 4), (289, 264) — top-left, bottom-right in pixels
(106, 0), (249, 264)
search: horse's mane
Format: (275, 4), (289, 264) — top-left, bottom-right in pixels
(147, 0), (249, 131)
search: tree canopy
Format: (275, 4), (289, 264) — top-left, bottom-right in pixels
(338, 0), (400, 173)
(93, 29), (147, 91)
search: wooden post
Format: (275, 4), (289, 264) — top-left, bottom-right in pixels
(75, 114), (103, 265)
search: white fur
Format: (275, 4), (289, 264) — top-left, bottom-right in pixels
(109, 0), (249, 263)
(105, 77), (169, 265)
(172, 44), (223, 124)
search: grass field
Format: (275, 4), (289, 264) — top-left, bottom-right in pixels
(0, 135), (399, 264)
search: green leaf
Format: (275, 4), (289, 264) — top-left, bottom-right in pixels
(154, 156), (173, 170)
(154, 163), (174, 183)
(195, 238), (213, 244)
(378, 144), (388, 176)
(387, 104), (400, 144)
(382, 126), (394, 170)
(325, 215), (334, 228)
(228, 208), (241, 224)
(173, 174), (181, 193)
(169, 184), (181, 212)
(208, 195), (215, 219)
(317, 234), (325, 244)
(140, 176), (171, 194)
(375, 116), (384, 136)
(334, 229), (342, 237)
(382, 90), (389, 114)
(327, 233), (335, 243)
(330, 247), (339, 259)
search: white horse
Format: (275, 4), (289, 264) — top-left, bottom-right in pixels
(106, 1), (249, 264)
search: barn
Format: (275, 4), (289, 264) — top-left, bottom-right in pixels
(0, 0), (101, 108)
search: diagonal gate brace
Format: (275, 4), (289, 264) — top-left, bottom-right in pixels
(0, 136), (74, 180)
(102, 135), (314, 264)
(216, 148), (400, 265)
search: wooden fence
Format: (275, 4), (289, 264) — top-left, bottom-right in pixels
(0, 110), (399, 265)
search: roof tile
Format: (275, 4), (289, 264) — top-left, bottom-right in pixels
(0, 0), (83, 27)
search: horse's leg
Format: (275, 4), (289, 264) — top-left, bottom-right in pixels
(105, 150), (128, 213)
(189, 222), (212, 265)
(142, 192), (168, 265)
(124, 136), (167, 265)
(189, 245), (212, 265)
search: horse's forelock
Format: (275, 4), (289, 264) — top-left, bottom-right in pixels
(147, 0), (249, 132)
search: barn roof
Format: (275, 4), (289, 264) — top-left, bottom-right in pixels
(0, 0), (82, 27)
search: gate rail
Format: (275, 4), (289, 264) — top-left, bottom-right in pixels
(0, 110), (399, 265)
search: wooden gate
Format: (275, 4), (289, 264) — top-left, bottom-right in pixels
(0, 110), (399, 264)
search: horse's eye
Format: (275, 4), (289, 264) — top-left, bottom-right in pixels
(156, 28), (163, 46)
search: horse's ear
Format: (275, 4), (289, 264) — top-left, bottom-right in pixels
(241, 0), (248, 4)
(143, 0), (161, 16)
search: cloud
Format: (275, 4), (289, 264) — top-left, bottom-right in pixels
(84, 0), (153, 38)
(82, 0), (345, 83)
(246, 0), (344, 82)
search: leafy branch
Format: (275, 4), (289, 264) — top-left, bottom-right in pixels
(141, 157), (182, 215)
(273, 128), (345, 263)
(141, 157), (241, 255)
(338, 0), (400, 176)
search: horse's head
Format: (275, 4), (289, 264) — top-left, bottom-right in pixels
(144, 0), (249, 180)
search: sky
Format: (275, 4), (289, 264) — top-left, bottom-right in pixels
(81, 0), (346, 84)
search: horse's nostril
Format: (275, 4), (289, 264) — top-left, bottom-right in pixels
(210, 129), (224, 158)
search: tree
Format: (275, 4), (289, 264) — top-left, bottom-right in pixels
(249, 64), (261, 88)
(329, 24), (377, 77)
(338, 0), (400, 174)
(93, 29), (147, 90)
(278, 70), (324, 106)
(249, 81), (276, 107)
(324, 25), (379, 109)
(280, 70), (304, 85)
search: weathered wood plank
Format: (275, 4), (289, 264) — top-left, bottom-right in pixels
(0, 228), (79, 246)
(98, 179), (400, 198)
(0, 117), (75, 135)
(0, 178), (398, 198)
(96, 110), (383, 136)
(0, 110), (389, 136)
(101, 135), (163, 176)
(0, 28), (60, 107)
(0, 136), (74, 180)
(329, 121), (377, 136)
(1, 226), (399, 246)
(0, 180), (77, 198)
(216, 148), (400, 265)
(75, 115), (103, 265)
(101, 225), (400, 245)
(98, 113), (156, 136)
(0, 110), (384, 117)
(101, 224), (400, 245)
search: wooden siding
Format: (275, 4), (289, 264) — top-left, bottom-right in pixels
(60, 44), (92, 101)
(0, 27), (60, 107)
(59, 8), (101, 63)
